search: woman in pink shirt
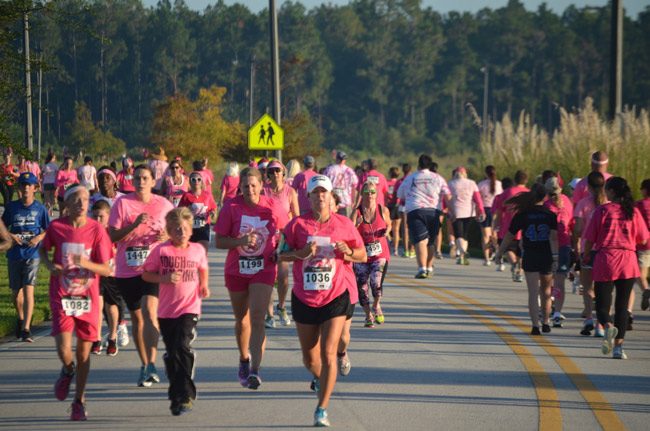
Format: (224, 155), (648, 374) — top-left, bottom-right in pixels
(219, 162), (240, 208)
(573, 172), (607, 336)
(583, 177), (649, 359)
(543, 176), (573, 328)
(55, 156), (79, 215)
(161, 160), (189, 207)
(178, 171), (217, 253)
(262, 160), (299, 328)
(447, 167), (485, 266)
(280, 174), (366, 427)
(635, 179), (650, 312)
(116, 158), (136, 193)
(477, 165), (503, 265)
(214, 167), (282, 391)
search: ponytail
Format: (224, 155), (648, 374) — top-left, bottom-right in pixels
(587, 171), (606, 207)
(485, 165), (496, 195)
(505, 183), (546, 213)
(605, 177), (634, 219)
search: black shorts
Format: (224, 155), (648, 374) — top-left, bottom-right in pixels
(291, 290), (350, 326)
(100, 276), (124, 306)
(387, 204), (400, 221)
(522, 250), (553, 274)
(407, 208), (441, 244)
(346, 303), (355, 320)
(452, 217), (473, 240)
(43, 183), (56, 191)
(480, 207), (493, 228)
(116, 276), (159, 311)
(190, 226), (210, 242)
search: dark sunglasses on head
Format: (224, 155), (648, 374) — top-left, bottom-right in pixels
(190, 177), (202, 183)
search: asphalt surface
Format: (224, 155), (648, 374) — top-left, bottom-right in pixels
(0, 249), (648, 430)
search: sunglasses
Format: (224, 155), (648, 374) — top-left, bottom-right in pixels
(190, 177), (202, 183)
(363, 190), (377, 195)
(171, 166), (180, 170)
(267, 168), (282, 174)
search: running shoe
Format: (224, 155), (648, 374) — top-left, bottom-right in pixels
(16, 318), (23, 340)
(314, 407), (330, 427)
(496, 263), (506, 272)
(179, 398), (193, 415)
(483, 260), (492, 266)
(580, 319), (594, 336)
(277, 305), (291, 326)
(542, 324), (551, 333)
(626, 312), (633, 331)
(338, 353), (351, 376)
(435, 251), (443, 260)
(594, 326), (605, 338)
(117, 322), (130, 347)
(612, 346), (627, 360)
(106, 339), (118, 357)
(601, 326), (618, 355)
(310, 377), (320, 393)
(374, 314), (385, 324)
(147, 363), (160, 384)
(462, 255), (470, 265)
(55, 365), (75, 401)
(69, 400), (87, 421)
(448, 243), (456, 259)
(91, 341), (102, 355)
(530, 327), (541, 336)
(514, 273), (524, 283)
(247, 373), (262, 390)
(552, 317), (562, 328)
(264, 315), (276, 329)
(456, 256), (463, 265)
(364, 318), (375, 328)
(137, 365), (152, 387)
(414, 269), (429, 279)
(238, 359), (250, 387)
(170, 400), (182, 416)
(641, 289), (650, 311)
(21, 330), (34, 343)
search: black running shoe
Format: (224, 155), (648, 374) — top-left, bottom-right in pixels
(531, 327), (541, 335)
(542, 324), (551, 333)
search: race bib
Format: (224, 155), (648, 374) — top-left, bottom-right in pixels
(126, 246), (149, 267)
(367, 175), (379, 184)
(172, 197), (181, 207)
(61, 295), (91, 317)
(17, 231), (35, 243)
(303, 265), (333, 291)
(239, 256), (264, 275)
(193, 217), (207, 229)
(366, 241), (382, 257)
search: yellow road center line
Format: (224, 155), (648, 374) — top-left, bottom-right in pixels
(388, 272), (627, 431)
(389, 280), (562, 431)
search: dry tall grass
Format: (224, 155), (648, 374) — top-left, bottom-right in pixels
(480, 98), (650, 196)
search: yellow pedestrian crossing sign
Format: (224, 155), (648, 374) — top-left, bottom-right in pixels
(248, 114), (284, 150)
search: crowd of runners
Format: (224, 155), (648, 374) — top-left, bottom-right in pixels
(1, 146), (649, 426)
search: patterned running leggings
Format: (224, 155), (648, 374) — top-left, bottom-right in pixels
(354, 259), (388, 307)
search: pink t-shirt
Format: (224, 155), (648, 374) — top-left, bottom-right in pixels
(574, 196), (605, 250)
(164, 175), (189, 207)
(42, 218), (112, 326)
(149, 159), (169, 190)
(220, 175), (240, 202)
(493, 185), (529, 240)
(292, 169), (317, 214)
(323, 163), (359, 209)
(116, 170), (135, 193)
(584, 203), (649, 281)
(178, 190), (217, 229)
(355, 205), (390, 262)
(359, 170), (389, 206)
(396, 170), (450, 213)
(572, 172), (613, 204)
(55, 169), (79, 198)
(263, 184), (294, 230)
(477, 179), (503, 208)
(448, 178), (483, 219)
(283, 213), (363, 307)
(544, 194), (574, 247)
(386, 178), (398, 206)
(635, 198), (650, 251)
(143, 241), (208, 319)
(214, 195), (281, 278)
(108, 194), (175, 278)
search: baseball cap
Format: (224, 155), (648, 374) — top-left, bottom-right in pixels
(18, 172), (38, 185)
(303, 155), (315, 166)
(307, 175), (333, 193)
(336, 151), (347, 161)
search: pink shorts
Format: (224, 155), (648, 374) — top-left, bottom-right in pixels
(50, 302), (99, 341)
(225, 269), (277, 292)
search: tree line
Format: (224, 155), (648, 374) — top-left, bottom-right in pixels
(1, 0), (649, 160)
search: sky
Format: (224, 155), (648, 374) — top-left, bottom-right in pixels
(143, 0), (649, 17)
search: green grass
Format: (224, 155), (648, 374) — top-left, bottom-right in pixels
(0, 254), (51, 338)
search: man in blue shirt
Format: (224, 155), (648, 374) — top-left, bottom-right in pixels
(2, 172), (50, 341)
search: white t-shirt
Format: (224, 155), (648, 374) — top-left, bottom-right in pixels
(448, 178), (480, 219)
(477, 179), (503, 208)
(397, 169), (449, 213)
(78, 165), (97, 190)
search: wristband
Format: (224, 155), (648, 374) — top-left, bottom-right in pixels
(346, 249), (353, 257)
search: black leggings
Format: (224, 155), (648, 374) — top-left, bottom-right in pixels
(160, 314), (198, 402)
(594, 278), (634, 340)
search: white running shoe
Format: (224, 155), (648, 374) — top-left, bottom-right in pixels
(117, 323), (129, 347)
(496, 263), (506, 272)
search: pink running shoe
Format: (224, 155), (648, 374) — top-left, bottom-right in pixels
(54, 366), (75, 401)
(70, 400), (87, 421)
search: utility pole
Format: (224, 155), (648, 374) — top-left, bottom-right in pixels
(269, 0), (281, 161)
(23, 9), (34, 152)
(610, 0), (623, 119)
(249, 54), (255, 127)
(480, 66), (488, 140)
(38, 51), (43, 161)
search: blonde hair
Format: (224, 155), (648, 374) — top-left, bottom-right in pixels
(226, 162), (239, 177)
(285, 159), (300, 179)
(165, 207), (194, 229)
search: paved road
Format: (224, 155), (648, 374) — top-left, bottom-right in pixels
(0, 249), (648, 430)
